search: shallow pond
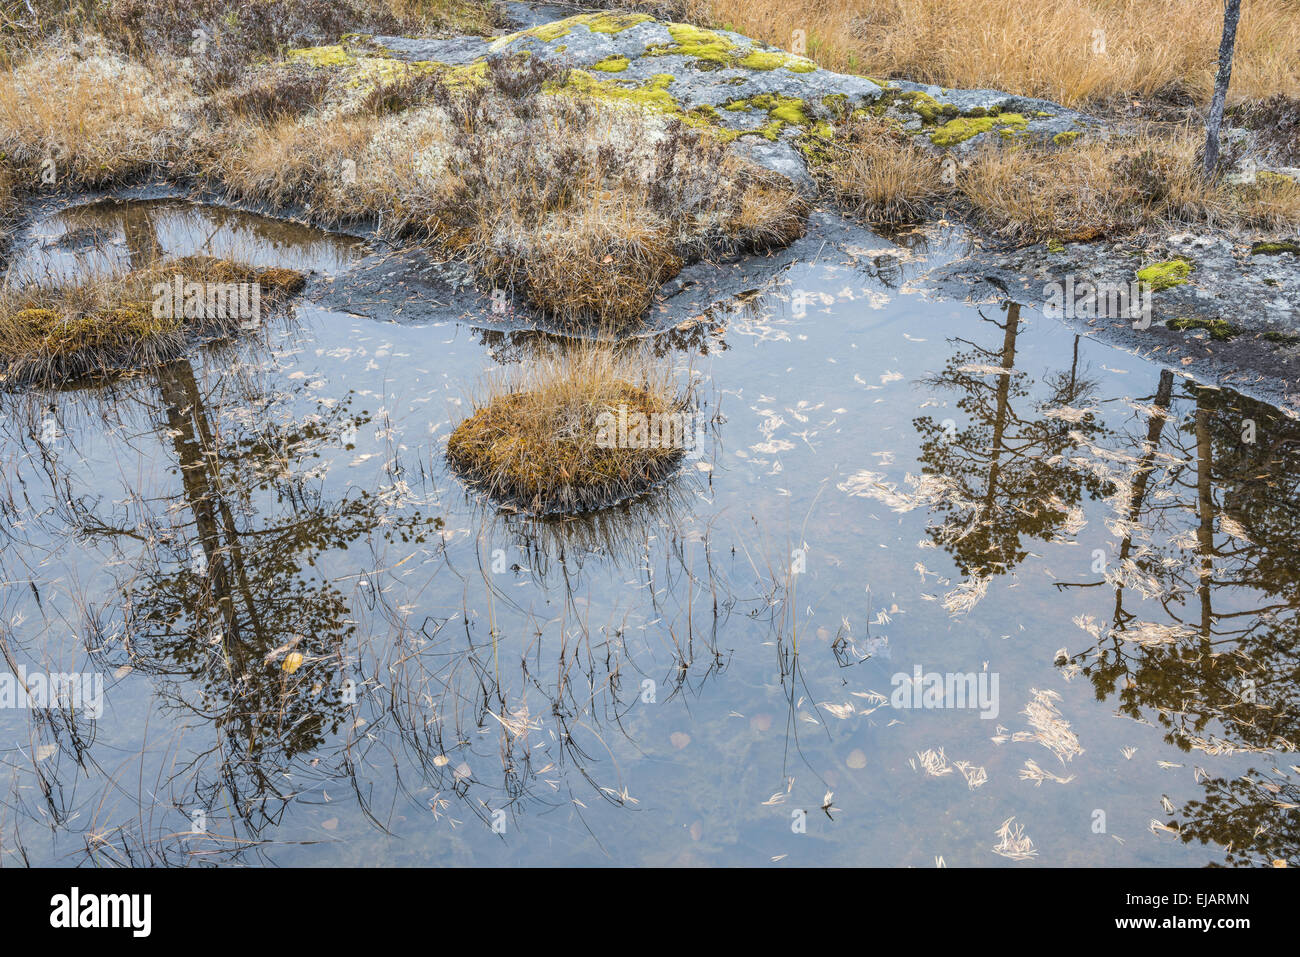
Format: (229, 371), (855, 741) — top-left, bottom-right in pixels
(1, 198), (1295, 867)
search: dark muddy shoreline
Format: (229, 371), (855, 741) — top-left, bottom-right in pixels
(8, 181), (1299, 413)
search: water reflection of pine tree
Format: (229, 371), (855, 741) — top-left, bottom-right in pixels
(1058, 378), (1300, 865)
(912, 300), (1109, 578)
(69, 206), (436, 841)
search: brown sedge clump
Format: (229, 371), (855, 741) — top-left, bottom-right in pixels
(446, 341), (694, 513)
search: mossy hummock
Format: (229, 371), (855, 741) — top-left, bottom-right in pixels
(0, 257), (307, 386)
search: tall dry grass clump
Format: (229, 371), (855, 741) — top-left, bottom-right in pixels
(817, 115), (945, 223)
(956, 126), (1300, 242)
(820, 117), (1300, 241)
(705, 0), (1300, 108)
(0, 37), (193, 188)
(447, 343), (692, 513)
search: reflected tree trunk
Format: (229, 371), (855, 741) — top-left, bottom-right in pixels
(981, 303), (1020, 533)
(121, 203), (162, 269)
(1112, 369), (1176, 625)
(1196, 391), (1217, 642)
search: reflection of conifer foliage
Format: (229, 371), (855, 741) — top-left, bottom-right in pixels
(912, 303), (1110, 578)
(1064, 383), (1300, 865)
(73, 359), (439, 833)
(1173, 767), (1299, 867)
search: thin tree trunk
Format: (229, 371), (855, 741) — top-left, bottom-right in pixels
(1204, 0), (1243, 178)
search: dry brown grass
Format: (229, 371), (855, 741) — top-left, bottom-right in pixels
(1234, 172), (1300, 230)
(955, 126), (1299, 241)
(705, 0), (1300, 109)
(198, 61), (807, 325)
(3, 0), (499, 81)
(192, 112), (379, 217)
(0, 256), (304, 385)
(0, 37), (192, 188)
(816, 115), (944, 223)
(446, 343), (691, 513)
(819, 116), (1300, 241)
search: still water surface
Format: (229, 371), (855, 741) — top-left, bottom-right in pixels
(1, 198), (1294, 866)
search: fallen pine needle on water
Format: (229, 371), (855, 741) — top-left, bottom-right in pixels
(992, 817), (1038, 861)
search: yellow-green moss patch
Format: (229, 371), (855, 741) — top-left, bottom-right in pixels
(502, 12), (654, 46)
(591, 55), (630, 72)
(737, 50), (817, 72)
(1250, 240), (1300, 255)
(929, 112), (1027, 147)
(1137, 258), (1194, 290)
(724, 93), (808, 125)
(549, 70), (681, 115)
(287, 44), (352, 68)
(656, 23), (736, 64)
(1167, 316), (1240, 340)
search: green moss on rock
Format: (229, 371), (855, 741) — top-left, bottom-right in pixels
(1167, 316), (1240, 340)
(552, 70), (681, 114)
(738, 49), (816, 72)
(1138, 258), (1194, 290)
(656, 23), (736, 64)
(929, 112), (1026, 147)
(1250, 240), (1300, 255)
(591, 55), (630, 72)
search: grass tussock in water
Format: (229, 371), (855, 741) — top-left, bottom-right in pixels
(446, 344), (691, 513)
(0, 256), (305, 385)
